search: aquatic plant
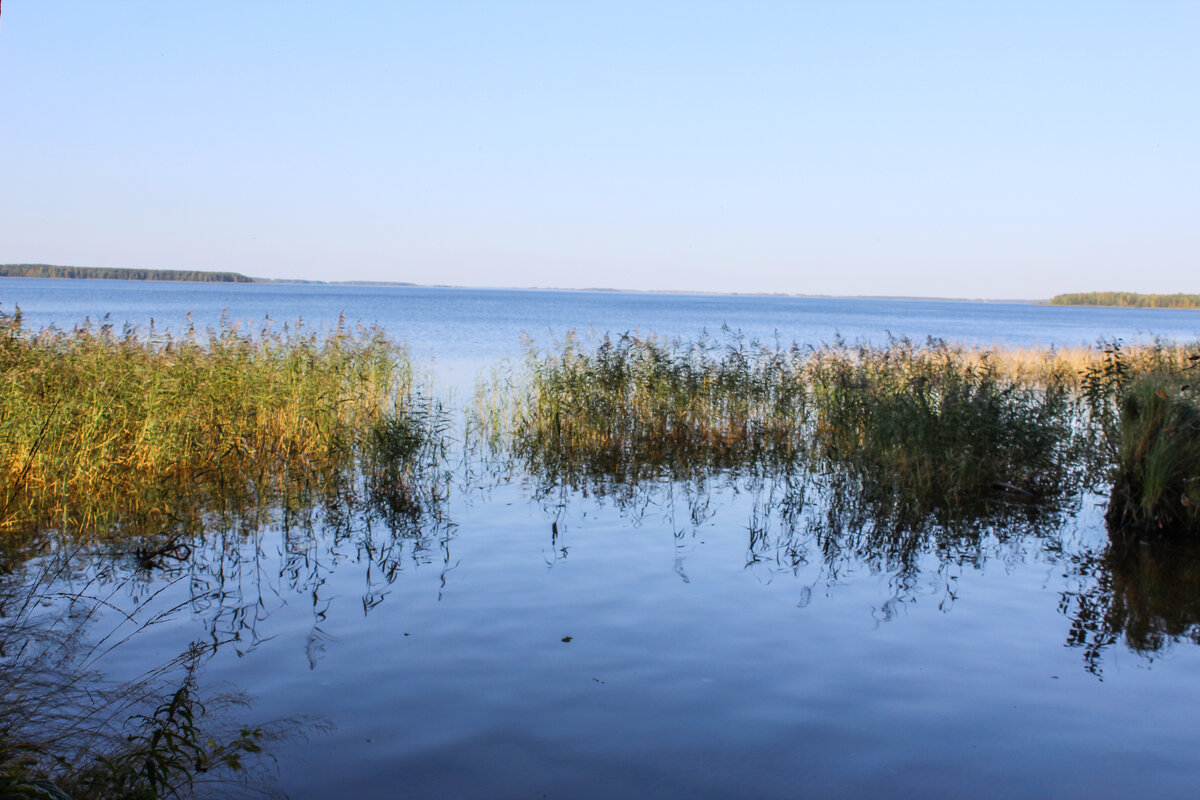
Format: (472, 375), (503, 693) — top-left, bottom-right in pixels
(477, 332), (810, 489)
(1073, 340), (1200, 537)
(805, 337), (1079, 518)
(1105, 379), (1200, 537)
(0, 308), (446, 545)
(482, 334), (1095, 521)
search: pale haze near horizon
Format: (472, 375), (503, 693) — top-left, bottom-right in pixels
(0, 2), (1196, 299)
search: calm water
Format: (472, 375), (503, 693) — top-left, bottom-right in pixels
(5, 278), (1200, 799)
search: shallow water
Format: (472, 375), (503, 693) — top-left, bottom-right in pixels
(46, 475), (1200, 799)
(4, 279), (1200, 798)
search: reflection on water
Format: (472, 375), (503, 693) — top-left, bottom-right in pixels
(5, 441), (1200, 797)
(493, 437), (1200, 677)
(23, 447), (1199, 680)
(0, 463), (447, 794)
(177, 507), (454, 668)
(1062, 538), (1200, 675)
(527, 467), (1071, 623)
(0, 554), (322, 797)
(81, 468), (455, 668)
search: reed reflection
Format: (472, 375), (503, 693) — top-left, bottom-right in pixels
(128, 472), (451, 666)
(516, 448), (1200, 674)
(1062, 537), (1200, 676)
(2, 419), (452, 677)
(0, 544), (326, 798)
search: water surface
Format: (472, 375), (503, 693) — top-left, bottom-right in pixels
(4, 279), (1199, 799)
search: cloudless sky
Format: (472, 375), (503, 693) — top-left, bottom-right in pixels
(1, 1), (1196, 298)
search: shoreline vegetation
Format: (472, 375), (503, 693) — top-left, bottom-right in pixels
(0, 309), (446, 544)
(1051, 292), (1200, 309)
(0, 263), (254, 283)
(0, 264), (417, 287)
(474, 332), (1200, 535)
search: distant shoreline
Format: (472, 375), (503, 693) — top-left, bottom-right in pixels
(16, 264), (1194, 308)
(0, 263), (253, 283)
(0, 264), (417, 287)
(0, 268), (1043, 303)
(1049, 292), (1200, 310)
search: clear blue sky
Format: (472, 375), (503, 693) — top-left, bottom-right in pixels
(1, 1), (1196, 298)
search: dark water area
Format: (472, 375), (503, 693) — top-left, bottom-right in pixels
(4, 279), (1200, 798)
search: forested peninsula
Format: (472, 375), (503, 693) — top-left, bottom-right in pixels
(0, 264), (253, 283)
(1051, 292), (1200, 309)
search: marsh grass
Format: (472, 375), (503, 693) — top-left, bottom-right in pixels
(0, 308), (446, 548)
(476, 332), (810, 488)
(805, 338), (1081, 518)
(480, 333), (1200, 525)
(1105, 380), (1200, 536)
(1070, 340), (1200, 537)
(479, 334), (1117, 521)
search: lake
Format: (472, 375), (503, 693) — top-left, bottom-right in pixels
(4, 277), (1200, 799)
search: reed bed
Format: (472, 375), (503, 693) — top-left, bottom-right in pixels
(479, 334), (1200, 524)
(0, 309), (445, 544)
(827, 338), (1193, 390)
(1105, 379), (1200, 536)
(805, 338), (1079, 516)
(476, 332), (810, 488)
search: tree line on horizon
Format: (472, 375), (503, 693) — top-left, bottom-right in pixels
(1051, 292), (1200, 309)
(0, 263), (253, 283)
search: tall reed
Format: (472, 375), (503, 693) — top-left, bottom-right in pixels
(477, 332), (810, 488)
(805, 338), (1079, 517)
(0, 309), (444, 544)
(1105, 380), (1200, 536)
(480, 334), (1095, 519)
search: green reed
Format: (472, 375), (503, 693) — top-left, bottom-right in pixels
(1105, 380), (1200, 536)
(476, 332), (810, 487)
(479, 334), (1118, 519)
(805, 338), (1079, 517)
(1073, 341), (1200, 537)
(0, 308), (444, 543)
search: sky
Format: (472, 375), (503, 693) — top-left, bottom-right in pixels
(0, 1), (1197, 298)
